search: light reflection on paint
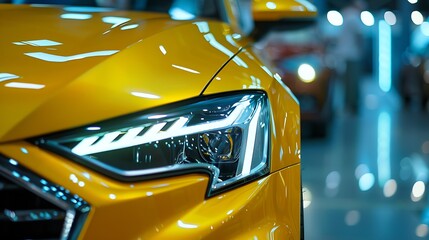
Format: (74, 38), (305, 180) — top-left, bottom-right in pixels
(177, 220), (198, 229)
(159, 45), (167, 55)
(5, 82), (45, 89)
(172, 64), (200, 74)
(266, 2), (276, 9)
(25, 50), (119, 62)
(0, 73), (19, 82)
(102, 16), (131, 28)
(13, 39), (62, 47)
(61, 13), (92, 20)
(120, 24), (139, 30)
(131, 91), (161, 99)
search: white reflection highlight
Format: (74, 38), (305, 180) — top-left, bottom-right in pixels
(9, 159), (18, 166)
(148, 115), (167, 120)
(377, 112), (391, 187)
(359, 173), (375, 191)
(360, 11), (375, 26)
(159, 45), (167, 55)
(5, 82), (45, 89)
(86, 126), (101, 131)
(412, 181), (426, 199)
(25, 50), (119, 62)
(109, 194), (116, 200)
(172, 64), (200, 74)
(121, 24), (139, 30)
(383, 179), (397, 198)
(242, 104), (261, 175)
(412, 11), (424, 25)
(102, 16), (131, 28)
(69, 174), (78, 184)
(203, 33), (248, 68)
(408, 0), (418, 3)
(61, 13), (92, 20)
(194, 22), (209, 33)
(416, 224), (429, 238)
(131, 91), (161, 99)
(13, 39), (62, 47)
(0, 73), (19, 82)
(266, 2), (276, 9)
(327, 10), (343, 26)
(177, 220), (198, 229)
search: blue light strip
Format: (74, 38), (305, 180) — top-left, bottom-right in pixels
(378, 20), (392, 92)
(377, 111), (391, 187)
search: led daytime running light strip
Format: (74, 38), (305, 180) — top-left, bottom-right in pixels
(72, 101), (251, 156)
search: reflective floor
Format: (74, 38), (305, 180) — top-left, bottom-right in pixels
(302, 77), (429, 240)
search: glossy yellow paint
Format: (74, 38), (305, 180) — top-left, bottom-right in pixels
(0, 5), (247, 142)
(1, 3), (302, 240)
(0, 141), (301, 239)
(253, 0), (318, 21)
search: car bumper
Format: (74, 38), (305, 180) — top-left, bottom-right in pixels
(0, 141), (301, 239)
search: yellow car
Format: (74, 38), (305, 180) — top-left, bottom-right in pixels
(0, 1), (315, 239)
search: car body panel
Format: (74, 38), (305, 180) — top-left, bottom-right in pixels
(0, 141), (300, 239)
(252, 0), (317, 21)
(0, 4), (246, 142)
(0, 3), (302, 239)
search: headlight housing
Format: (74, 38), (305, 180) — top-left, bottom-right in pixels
(36, 92), (270, 196)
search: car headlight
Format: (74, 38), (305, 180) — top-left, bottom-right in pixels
(36, 92), (270, 196)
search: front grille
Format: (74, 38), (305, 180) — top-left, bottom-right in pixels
(0, 154), (90, 239)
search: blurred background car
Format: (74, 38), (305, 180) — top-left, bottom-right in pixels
(0, 0), (318, 239)
(263, 26), (335, 137)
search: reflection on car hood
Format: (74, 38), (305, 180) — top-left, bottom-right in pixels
(0, 4), (244, 142)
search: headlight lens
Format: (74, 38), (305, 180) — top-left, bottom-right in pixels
(38, 92), (270, 196)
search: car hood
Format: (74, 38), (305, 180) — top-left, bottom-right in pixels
(0, 5), (244, 142)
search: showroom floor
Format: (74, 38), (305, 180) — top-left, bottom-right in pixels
(302, 77), (429, 240)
